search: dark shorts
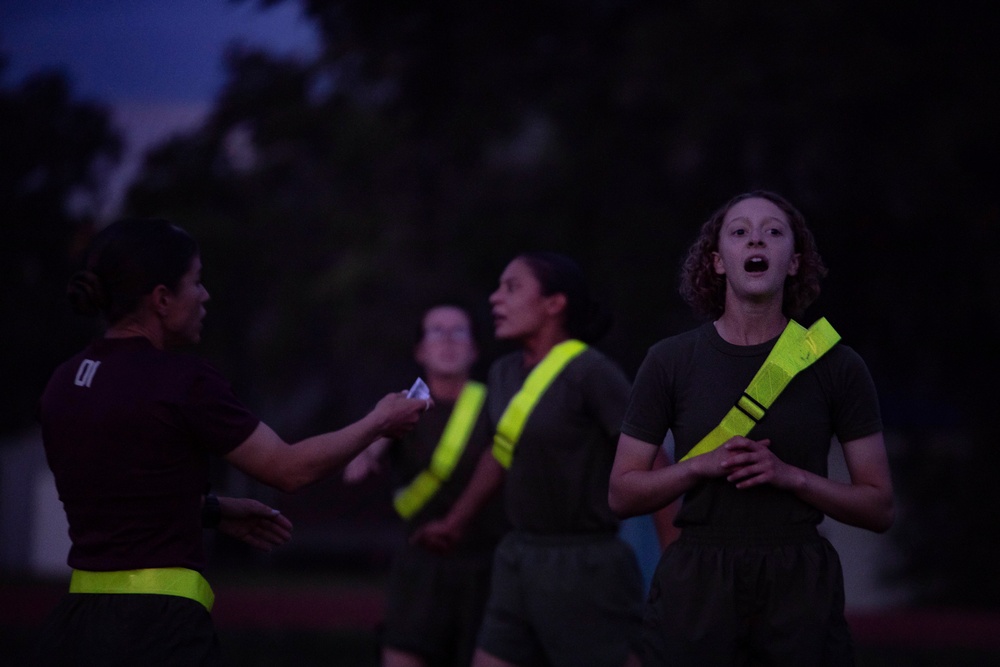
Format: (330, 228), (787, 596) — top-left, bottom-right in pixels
(36, 592), (220, 667)
(382, 542), (495, 666)
(477, 531), (644, 667)
(642, 525), (854, 667)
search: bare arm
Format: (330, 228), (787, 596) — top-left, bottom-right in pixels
(649, 449), (681, 548)
(342, 437), (392, 484)
(410, 448), (506, 552)
(609, 432), (740, 517)
(723, 431), (895, 532)
(224, 392), (428, 493)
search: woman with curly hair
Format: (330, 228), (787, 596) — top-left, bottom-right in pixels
(609, 191), (894, 666)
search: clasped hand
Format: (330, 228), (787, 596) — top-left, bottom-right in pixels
(698, 436), (795, 491)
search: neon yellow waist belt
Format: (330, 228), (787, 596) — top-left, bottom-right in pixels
(679, 318), (840, 462)
(70, 567), (215, 612)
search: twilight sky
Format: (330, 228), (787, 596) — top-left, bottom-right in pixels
(1, 0), (319, 217)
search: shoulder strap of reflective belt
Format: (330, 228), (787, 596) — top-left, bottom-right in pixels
(679, 318), (841, 462)
(492, 339), (588, 469)
(394, 381), (487, 519)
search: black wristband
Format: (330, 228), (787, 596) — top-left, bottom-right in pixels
(202, 493), (221, 529)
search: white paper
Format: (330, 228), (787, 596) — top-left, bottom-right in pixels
(406, 377), (430, 400)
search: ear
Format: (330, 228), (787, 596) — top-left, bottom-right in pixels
(151, 284), (173, 317)
(788, 253), (801, 277)
(712, 251), (725, 275)
(544, 292), (568, 318)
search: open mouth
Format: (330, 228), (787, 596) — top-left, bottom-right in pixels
(744, 257), (768, 273)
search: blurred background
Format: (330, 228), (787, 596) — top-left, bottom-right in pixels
(1, 0), (998, 665)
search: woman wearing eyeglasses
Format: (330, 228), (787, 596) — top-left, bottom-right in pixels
(345, 303), (508, 667)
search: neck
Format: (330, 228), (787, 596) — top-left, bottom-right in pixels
(520, 324), (570, 367)
(105, 318), (164, 349)
(714, 304), (788, 346)
(427, 374), (468, 402)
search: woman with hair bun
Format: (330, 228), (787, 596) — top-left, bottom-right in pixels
(414, 251), (644, 667)
(36, 218), (428, 666)
(610, 192), (894, 666)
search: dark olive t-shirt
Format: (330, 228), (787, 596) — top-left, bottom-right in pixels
(38, 337), (260, 572)
(388, 386), (508, 553)
(621, 322), (883, 528)
(488, 347), (630, 534)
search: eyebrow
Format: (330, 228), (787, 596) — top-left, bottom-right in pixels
(725, 216), (789, 226)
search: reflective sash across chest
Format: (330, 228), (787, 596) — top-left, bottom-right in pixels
(679, 318), (841, 462)
(394, 381), (487, 519)
(492, 339), (588, 469)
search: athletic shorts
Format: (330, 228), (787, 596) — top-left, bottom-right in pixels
(642, 524), (854, 667)
(382, 542), (495, 666)
(477, 531), (644, 667)
(36, 592), (220, 667)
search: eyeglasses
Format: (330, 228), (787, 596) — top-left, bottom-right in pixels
(423, 327), (472, 343)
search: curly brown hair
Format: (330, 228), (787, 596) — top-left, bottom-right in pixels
(678, 191), (827, 320)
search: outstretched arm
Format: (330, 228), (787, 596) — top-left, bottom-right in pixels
(342, 437), (392, 483)
(722, 432), (895, 532)
(225, 392), (429, 493)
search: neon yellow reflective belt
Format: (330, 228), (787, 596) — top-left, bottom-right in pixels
(70, 567), (215, 612)
(393, 381), (487, 519)
(492, 339), (588, 469)
(679, 318), (840, 462)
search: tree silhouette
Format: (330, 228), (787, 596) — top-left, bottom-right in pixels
(119, 0), (999, 605)
(0, 62), (123, 433)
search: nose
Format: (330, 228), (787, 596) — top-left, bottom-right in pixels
(747, 227), (765, 246)
(489, 289), (501, 305)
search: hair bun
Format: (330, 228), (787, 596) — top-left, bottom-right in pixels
(67, 270), (107, 316)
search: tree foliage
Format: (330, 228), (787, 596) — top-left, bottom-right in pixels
(118, 1), (1000, 605)
(0, 61), (123, 432)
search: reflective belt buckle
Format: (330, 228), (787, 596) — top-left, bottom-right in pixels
(736, 393), (766, 422)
